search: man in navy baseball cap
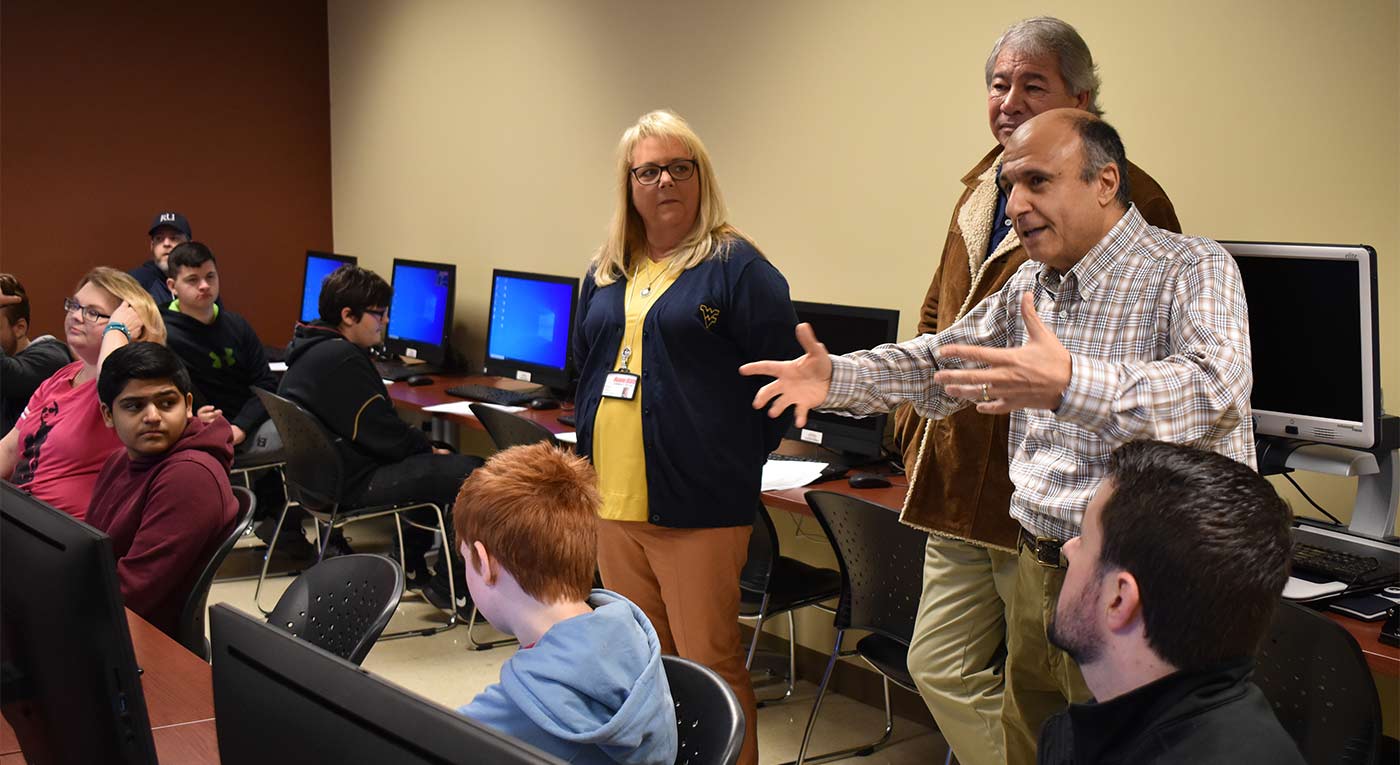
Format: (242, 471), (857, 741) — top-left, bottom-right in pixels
(130, 211), (192, 304)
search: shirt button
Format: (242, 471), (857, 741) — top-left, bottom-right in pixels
(642, 370), (649, 378)
(1003, 218), (1012, 227)
(642, 407), (651, 416)
(642, 330), (649, 338)
(651, 514), (660, 522)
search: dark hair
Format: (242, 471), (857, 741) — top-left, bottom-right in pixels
(318, 265), (391, 324)
(1098, 440), (1292, 671)
(97, 342), (192, 408)
(0, 273), (30, 325)
(166, 241), (217, 275)
(1071, 114), (1132, 210)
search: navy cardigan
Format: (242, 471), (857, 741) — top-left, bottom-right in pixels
(573, 240), (800, 528)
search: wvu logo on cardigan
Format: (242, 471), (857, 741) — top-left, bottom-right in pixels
(698, 304), (719, 329)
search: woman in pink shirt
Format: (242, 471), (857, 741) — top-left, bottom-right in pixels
(0, 267), (165, 519)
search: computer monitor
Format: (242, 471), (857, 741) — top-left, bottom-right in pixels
(385, 258), (457, 367)
(300, 251), (357, 323)
(786, 301), (901, 460)
(1224, 242), (1383, 450)
(0, 481), (157, 764)
(209, 604), (562, 765)
(482, 270), (580, 390)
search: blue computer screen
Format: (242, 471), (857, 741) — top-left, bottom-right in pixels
(487, 275), (573, 370)
(300, 256), (347, 322)
(388, 263), (452, 344)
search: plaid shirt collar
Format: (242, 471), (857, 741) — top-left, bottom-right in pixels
(1036, 205), (1145, 303)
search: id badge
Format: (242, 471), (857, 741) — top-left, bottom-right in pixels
(600, 371), (640, 400)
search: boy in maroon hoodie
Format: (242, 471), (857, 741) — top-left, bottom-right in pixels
(88, 342), (238, 638)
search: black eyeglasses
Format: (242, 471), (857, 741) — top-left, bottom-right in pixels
(363, 308), (388, 321)
(629, 159), (697, 185)
(63, 297), (111, 323)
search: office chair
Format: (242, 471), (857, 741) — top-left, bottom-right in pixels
(470, 403), (561, 449)
(1254, 600), (1382, 765)
(177, 485), (257, 660)
(664, 655), (746, 765)
(265, 554), (404, 665)
(739, 502), (840, 705)
(787, 490), (942, 765)
(252, 388), (459, 640)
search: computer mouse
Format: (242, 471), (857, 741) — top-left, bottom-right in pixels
(847, 472), (892, 489)
(404, 375), (433, 387)
(528, 398), (560, 410)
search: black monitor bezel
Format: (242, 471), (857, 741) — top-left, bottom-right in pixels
(481, 269), (580, 390)
(384, 257), (458, 367)
(0, 481), (157, 763)
(209, 604), (563, 764)
(785, 300), (901, 458)
(300, 250), (357, 324)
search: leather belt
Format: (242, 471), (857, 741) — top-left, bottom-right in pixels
(1018, 528), (1067, 569)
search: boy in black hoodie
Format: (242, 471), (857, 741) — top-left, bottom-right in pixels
(162, 242), (313, 558)
(279, 264), (481, 613)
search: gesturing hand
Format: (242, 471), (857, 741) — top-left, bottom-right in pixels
(196, 405), (224, 425)
(739, 323), (832, 428)
(933, 292), (1071, 414)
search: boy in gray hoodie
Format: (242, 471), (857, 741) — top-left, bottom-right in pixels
(454, 442), (677, 765)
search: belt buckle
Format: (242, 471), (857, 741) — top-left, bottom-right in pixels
(1033, 536), (1063, 568)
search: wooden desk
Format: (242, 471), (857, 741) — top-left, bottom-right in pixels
(0, 609), (219, 763)
(388, 374), (576, 436)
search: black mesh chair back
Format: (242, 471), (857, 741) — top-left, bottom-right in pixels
(265, 554), (404, 665)
(470, 403), (561, 449)
(1254, 601), (1381, 765)
(253, 388), (346, 508)
(739, 502), (777, 595)
(804, 490), (925, 644)
(177, 486), (257, 660)
(664, 655), (745, 765)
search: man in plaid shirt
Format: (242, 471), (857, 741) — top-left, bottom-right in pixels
(743, 108), (1254, 762)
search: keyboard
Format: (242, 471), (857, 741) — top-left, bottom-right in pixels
(767, 452), (849, 482)
(445, 383), (547, 407)
(1292, 543), (1381, 583)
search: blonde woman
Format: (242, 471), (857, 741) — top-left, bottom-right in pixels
(573, 110), (799, 765)
(0, 267), (166, 518)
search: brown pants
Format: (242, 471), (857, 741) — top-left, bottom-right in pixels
(597, 520), (758, 765)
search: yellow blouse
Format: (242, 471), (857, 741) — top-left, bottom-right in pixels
(592, 256), (680, 522)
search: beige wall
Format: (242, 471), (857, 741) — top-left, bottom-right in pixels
(328, 0), (1399, 522)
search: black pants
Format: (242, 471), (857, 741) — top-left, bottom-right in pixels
(347, 452), (483, 585)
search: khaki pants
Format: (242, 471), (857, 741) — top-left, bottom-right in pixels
(597, 520), (758, 765)
(1002, 544), (1092, 765)
(906, 535), (1018, 765)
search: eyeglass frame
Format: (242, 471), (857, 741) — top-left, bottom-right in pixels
(628, 159), (698, 186)
(362, 307), (389, 321)
(63, 297), (112, 324)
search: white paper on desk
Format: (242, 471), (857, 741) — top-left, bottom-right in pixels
(420, 401), (527, 416)
(382, 379), (396, 386)
(762, 460), (829, 491)
(1281, 576), (1348, 601)
(554, 431), (578, 444)
(269, 361), (288, 372)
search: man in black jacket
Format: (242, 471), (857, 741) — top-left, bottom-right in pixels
(161, 242), (313, 558)
(129, 211), (192, 306)
(1037, 441), (1303, 764)
(279, 265), (481, 613)
(0, 274), (72, 437)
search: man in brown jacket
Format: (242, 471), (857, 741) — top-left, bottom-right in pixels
(896, 17), (1181, 765)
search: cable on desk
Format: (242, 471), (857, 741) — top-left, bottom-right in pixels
(1283, 473), (1345, 526)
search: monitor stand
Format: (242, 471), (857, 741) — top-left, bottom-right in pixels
(1258, 415), (1399, 545)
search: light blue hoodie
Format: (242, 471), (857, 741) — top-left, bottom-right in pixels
(459, 589), (677, 765)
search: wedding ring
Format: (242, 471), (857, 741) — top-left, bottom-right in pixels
(980, 383), (991, 402)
